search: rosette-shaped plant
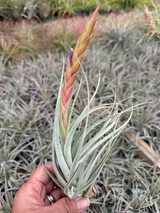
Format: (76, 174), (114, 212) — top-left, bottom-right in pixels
(45, 5), (133, 199)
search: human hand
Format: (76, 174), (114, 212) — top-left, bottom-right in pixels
(11, 164), (90, 213)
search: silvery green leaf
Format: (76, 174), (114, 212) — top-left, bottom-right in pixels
(49, 65), (139, 199)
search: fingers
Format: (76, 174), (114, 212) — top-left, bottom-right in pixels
(76, 198), (90, 213)
(45, 179), (55, 194)
(44, 188), (66, 205)
(43, 197), (90, 213)
(28, 164), (55, 185)
(50, 188), (66, 200)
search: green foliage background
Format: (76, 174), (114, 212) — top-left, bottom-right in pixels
(1, 19), (160, 212)
(0, 0), (152, 20)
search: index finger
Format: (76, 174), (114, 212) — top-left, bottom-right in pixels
(28, 163), (55, 185)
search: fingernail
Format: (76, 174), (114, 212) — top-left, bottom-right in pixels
(77, 198), (90, 212)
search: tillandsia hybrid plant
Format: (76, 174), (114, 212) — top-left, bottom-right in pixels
(45, 4), (133, 199)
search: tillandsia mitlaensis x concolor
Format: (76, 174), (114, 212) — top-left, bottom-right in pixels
(45, 4), (134, 199)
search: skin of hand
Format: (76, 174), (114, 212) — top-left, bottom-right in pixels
(11, 164), (90, 213)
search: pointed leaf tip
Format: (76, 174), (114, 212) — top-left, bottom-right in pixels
(94, 4), (101, 14)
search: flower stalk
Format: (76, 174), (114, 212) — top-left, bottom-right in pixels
(60, 4), (101, 142)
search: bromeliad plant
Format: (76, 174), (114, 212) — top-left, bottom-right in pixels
(45, 5), (133, 199)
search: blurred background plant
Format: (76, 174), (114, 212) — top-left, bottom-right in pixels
(0, 15), (101, 64)
(0, 0), (154, 21)
(106, 0), (152, 10)
(144, 0), (160, 39)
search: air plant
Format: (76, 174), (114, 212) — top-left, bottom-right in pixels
(44, 4), (134, 199)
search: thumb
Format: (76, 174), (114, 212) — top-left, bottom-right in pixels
(43, 197), (90, 213)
